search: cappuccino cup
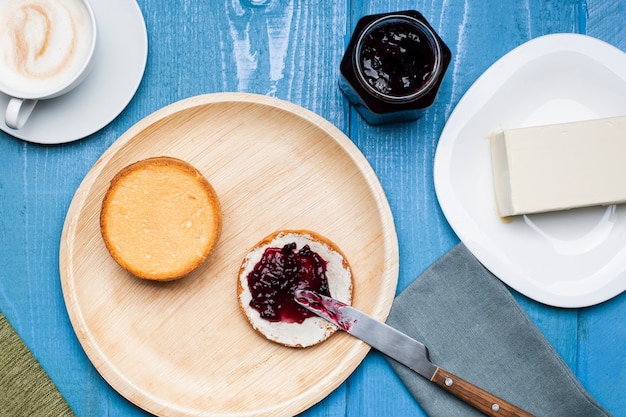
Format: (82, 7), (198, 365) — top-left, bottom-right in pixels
(0, 0), (96, 130)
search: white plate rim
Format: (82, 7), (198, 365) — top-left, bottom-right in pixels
(434, 33), (626, 308)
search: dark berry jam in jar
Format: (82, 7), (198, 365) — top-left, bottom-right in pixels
(339, 10), (451, 125)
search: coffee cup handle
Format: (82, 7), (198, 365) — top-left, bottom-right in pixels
(5, 97), (38, 130)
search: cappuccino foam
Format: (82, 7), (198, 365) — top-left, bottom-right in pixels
(0, 0), (94, 97)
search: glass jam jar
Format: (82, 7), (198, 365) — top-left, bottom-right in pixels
(339, 10), (451, 125)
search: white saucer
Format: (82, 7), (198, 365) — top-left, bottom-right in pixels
(0, 0), (148, 144)
(434, 34), (626, 308)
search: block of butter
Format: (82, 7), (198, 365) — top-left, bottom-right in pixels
(490, 115), (626, 217)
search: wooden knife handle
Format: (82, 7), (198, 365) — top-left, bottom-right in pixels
(431, 368), (536, 417)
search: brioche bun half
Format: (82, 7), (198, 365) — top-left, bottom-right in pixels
(238, 230), (353, 348)
(100, 156), (222, 281)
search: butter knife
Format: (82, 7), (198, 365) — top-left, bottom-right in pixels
(294, 289), (535, 417)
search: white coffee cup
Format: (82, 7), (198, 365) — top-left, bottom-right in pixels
(0, 0), (97, 129)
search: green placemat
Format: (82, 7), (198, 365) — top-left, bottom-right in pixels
(0, 312), (74, 416)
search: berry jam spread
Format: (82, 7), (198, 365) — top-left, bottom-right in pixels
(247, 243), (331, 324)
(359, 19), (436, 98)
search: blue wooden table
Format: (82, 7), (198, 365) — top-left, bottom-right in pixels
(1, 0), (625, 416)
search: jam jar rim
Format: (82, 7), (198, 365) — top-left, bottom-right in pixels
(353, 14), (443, 103)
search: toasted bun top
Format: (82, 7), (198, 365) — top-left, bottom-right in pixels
(238, 230), (353, 348)
(100, 156), (222, 281)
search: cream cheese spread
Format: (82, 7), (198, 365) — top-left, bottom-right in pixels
(490, 115), (626, 217)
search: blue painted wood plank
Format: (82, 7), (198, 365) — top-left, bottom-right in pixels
(578, 2), (626, 416)
(0, 0), (624, 416)
(586, 0), (626, 49)
(578, 292), (626, 417)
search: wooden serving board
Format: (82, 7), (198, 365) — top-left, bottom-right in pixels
(59, 93), (399, 417)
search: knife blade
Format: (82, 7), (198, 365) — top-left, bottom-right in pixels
(294, 289), (535, 417)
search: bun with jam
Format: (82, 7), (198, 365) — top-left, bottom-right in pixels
(237, 230), (353, 348)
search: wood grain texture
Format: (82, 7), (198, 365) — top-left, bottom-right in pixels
(581, 2), (626, 415)
(59, 93), (398, 417)
(431, 368), (535, 417)
(0, 0), (625, 416)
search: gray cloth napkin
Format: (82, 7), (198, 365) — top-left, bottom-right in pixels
(385, 243), (611, 417)
(0, 312), (74, 417)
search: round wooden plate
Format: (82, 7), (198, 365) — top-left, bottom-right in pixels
(60, 93), (399, 417)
